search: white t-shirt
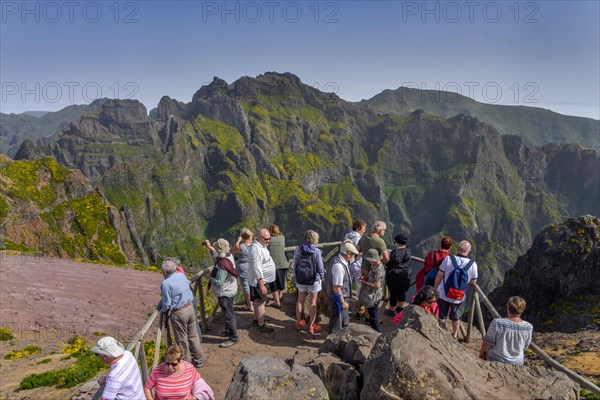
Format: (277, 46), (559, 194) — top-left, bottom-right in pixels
(436, 254), (478, 304)
(102, 350), (144, 400)
(247, 240), (276, 286)
(330, 257), (348, 287)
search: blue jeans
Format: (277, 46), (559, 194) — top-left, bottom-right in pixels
(367, 303), (380, 332)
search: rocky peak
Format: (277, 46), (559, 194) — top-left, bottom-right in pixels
(98, 99), (148, 126)
(490, 215), (600, 332)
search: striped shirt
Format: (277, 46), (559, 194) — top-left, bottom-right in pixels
(484, 317), (533, 365)
(102, 350), (144, 400)
(145, 361), (200, 400)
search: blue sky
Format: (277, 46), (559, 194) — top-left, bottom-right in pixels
(1, 0), (599, 119)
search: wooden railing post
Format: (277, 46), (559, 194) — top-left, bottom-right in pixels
(474, 291), (486, 338)
(153, 312), (163, 369)
(138, 340), (149, 384)
(465, 290), (476, 343)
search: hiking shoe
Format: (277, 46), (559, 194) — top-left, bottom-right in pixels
(258, 324), (274, 333)
(308, 324), (322, 334)
(384, 309), (396, 317)
(252, 318), (271, 326)
(294, 320), (306, 330)
(219, 340), (238, 348)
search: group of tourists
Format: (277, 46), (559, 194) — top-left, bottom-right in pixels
(92, 219), (534, 399)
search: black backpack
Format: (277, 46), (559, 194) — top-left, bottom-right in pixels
(295, 250), (317, 285)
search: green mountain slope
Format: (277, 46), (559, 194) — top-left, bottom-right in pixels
(360, 88), (599, 150)
(6, 73), (600, 293)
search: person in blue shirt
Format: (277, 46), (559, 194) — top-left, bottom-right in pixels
(160, 258), (204, 368)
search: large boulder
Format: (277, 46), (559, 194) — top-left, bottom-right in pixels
(318, 323), (380, 369)
(224, 357), (328, 400)
(305, 353), (360, 400)
(490, 215), (600, 332)
(361, 306), (580, 399)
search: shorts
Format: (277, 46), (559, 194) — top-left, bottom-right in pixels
(274, 269), (287, 291)
(250, 283), (272, 303)
(438, 298), (463, 321)
(296, 280), (322, 294)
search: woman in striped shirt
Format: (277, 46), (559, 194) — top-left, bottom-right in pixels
(144, 344), (203, 400)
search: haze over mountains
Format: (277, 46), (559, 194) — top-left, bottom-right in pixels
(1, 72), (599, 294)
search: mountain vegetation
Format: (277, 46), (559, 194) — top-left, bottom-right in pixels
(2, 72), (599, 293)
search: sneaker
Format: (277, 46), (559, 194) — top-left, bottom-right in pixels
(308, 324), (322, 334)
(252, 318), (271, 326)
(192, 359), (203, 368)
(258, 324), (274, 333)
(219, 340), (238, 348)
(294, 320), (306, 330)
(384, 309), (396, 317)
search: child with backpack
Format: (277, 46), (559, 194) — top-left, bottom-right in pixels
(293, 230), (325, 334)
(416, 236), (453, 291)
(433, 240), (478, 339)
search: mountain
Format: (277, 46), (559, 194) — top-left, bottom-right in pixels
(0, 100), (107, 157)
(0, 154), (143, 264)
(489, 215), (600, 332)
(22, 111), (50, 118)
(361, 88), (600, 150)
(8, 72), (600, 293)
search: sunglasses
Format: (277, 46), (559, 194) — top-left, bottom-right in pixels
(166, 360), (180, 367)
(260, 236), (271, 241)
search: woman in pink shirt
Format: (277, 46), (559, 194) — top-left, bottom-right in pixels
(145, 345), (214, 400)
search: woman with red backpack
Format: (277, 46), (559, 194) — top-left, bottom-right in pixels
(416, 236), (453, 291)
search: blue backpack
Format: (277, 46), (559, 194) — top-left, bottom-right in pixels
(443, 255), (474, 301)
(295, 250), (317, 285)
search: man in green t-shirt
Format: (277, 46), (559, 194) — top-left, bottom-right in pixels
(356, 221), (389, 318)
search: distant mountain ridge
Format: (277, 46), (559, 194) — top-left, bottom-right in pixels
(3, 72), (599, 294)
(0, 100), (107, 157)
(360, 87), (599, 150)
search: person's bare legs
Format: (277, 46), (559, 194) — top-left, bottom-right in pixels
(308, 291), (318, 328)
(255, 300), (266, 325)
(452, 320), (461, 339)
(244, 291), (253, 312)
(296, 291), (307, 323)
(273, 290), (281, 307)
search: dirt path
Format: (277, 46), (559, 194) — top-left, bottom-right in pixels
(0, 254), (163, 399)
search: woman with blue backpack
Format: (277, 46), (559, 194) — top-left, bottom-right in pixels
(293, 230), (325, 334)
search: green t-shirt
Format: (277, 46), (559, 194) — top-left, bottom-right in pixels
(268, 235), (289, 269)
(359, 233), (387, 274)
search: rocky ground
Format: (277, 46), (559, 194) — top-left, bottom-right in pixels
(1, 254), (598, 399)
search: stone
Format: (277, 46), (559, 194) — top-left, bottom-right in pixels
(224, 357), (328, 400)
(361, 306), (580, 399)
(318, 323), (380, 369)
(305, 353), (360, 400)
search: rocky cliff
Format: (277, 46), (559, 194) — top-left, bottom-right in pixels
(490, 215), (600, 332)
(0, 155), (142, 264)
(9, 73), (600, 292)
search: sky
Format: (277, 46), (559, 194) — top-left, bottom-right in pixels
(1, 0), (599, 119)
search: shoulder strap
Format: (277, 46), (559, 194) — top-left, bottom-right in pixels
(433, 252), (437, 267)
(463, 260), (474, 272)
(450, 255), (458, 269)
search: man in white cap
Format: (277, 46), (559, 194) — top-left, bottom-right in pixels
(90, 336), (144, 400)
(325, 240), (359, 333)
